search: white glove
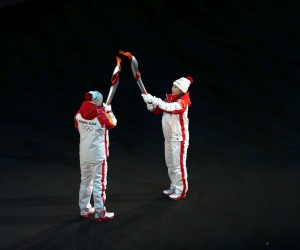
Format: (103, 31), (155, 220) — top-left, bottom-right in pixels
(103, 103), (112, 112)
(141, 93), (154, 104)
(146, 103), (155, 111)
(151, 96), (163, 106)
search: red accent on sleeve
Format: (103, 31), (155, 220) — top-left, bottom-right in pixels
(151, 106), (164, 115)
(97, 110), (116, 129)
(170, 99), (187, 114)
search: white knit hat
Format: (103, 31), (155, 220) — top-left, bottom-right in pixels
(84, 91), (103, 106)
(173, 76), (194, 93)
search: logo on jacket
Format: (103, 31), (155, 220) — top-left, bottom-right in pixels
(81, 125), (94, 132)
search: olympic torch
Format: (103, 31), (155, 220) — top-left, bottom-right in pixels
(119, 50), (148, 94)
(105, 56), (121, 105)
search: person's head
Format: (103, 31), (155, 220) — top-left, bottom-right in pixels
(172, 76), (193, 96)
(84, 91), (103, 106)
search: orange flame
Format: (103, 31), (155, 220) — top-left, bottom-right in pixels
(116, 56), (121, 66)
(119, 50), (133, 59)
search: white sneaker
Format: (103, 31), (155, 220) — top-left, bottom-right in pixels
(80, 207), (96, 218)
(163, 188), (175, 196)
(169, 192), (186, 200)
(93, 211), (115, 222)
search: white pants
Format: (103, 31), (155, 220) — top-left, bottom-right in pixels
(79, 160), (107, 215)
(164, 140), (189, 195)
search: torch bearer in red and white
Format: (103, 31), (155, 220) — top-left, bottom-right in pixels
(105, 56), (122, 105)
(119, 50), (148, 94)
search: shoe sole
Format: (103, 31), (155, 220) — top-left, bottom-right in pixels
(80, 211), (96, 218)
(169, 194), (186, 200)
(93, 215), (114, 222)
(163, 191), (175, 196)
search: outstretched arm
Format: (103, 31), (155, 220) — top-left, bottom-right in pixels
(97, 104), (117, 129)
(142, 94), (187, 114)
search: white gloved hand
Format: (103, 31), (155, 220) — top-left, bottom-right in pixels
(150, 96), (163, 106)
(103, 103), (112, 112)
(146, 103), (155, 111)
(141, 93), (154, 104)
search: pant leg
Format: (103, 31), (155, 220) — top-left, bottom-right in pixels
(166, 140), (189, 195)
(79, 161), (94, 212)
(92, 159), (107, 215)
(165, 140), (176, 189)
(177, 140), (189, 194)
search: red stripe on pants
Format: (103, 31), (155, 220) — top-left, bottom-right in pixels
(180, 141), (187, 195)
(101, 160), (106, 205)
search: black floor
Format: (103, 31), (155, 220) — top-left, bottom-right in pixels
(0, 0), (299, 249)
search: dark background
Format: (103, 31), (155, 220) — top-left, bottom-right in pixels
(0, 0), (299, 249)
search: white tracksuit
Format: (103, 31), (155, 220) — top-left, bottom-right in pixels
(151, 92), (191, 196)
(74, 101), (117, 216)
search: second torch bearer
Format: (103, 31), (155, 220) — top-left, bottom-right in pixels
(119, 50), (148, 94)
(105, 56), (122, 105)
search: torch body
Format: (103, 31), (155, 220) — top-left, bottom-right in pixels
(105, 57), (121, 105)
(106, 83), (118, 105)
(130, 56), (148, 94)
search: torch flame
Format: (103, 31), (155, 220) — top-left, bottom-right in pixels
(116, 56), (121, 66)
(119, 50), (133, 60)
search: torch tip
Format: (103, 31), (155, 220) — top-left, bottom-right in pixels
(115, 56), (121, 67)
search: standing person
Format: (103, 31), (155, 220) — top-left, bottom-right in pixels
(141, 76), (193, 200)
(74, 91), (117, 221)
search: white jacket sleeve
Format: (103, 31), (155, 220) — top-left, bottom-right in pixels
(151, 96), (184, 112)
